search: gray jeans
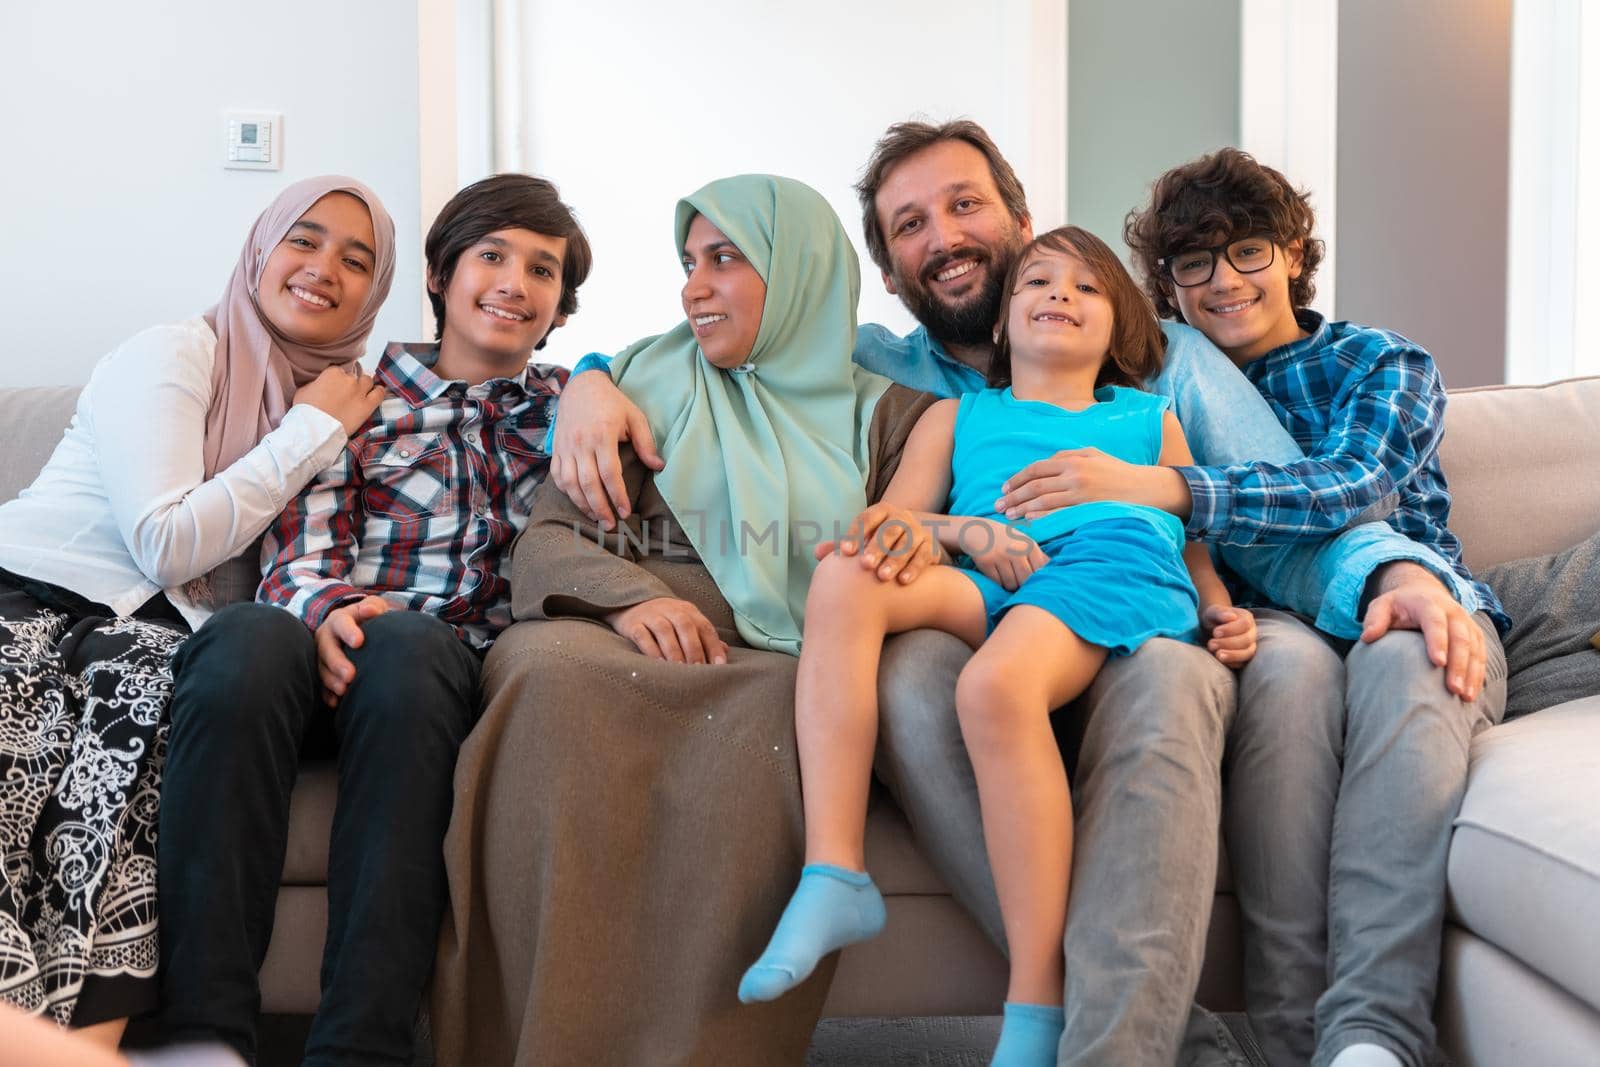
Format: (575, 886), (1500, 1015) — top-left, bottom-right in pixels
(875, 629), (1241, 1066)
(1227, 610), (1508, 1067)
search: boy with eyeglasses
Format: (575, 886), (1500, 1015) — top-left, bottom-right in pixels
(1119, 147), (1509, 1067)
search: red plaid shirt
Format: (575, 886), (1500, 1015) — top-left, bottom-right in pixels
(258, 342), (565, 647)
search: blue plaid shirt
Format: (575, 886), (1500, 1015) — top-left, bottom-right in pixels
(1175, 311), (1506, 631)
(260, 343), (566, 647)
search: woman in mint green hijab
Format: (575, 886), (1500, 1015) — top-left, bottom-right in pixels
(432, 176), (934, 1066)
(605, 174), (895, 655)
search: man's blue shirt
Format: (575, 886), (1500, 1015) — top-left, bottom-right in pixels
(853, 323), (986, 398)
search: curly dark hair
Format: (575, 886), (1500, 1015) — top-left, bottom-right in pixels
(990, 226), (1166, 391)
(425, 173), (593, 347)
(1123, 147), (1324, 321)
(854, 118), (1030, 277)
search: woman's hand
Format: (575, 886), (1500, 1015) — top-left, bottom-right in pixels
(956, 517), (1048, 592)
(1202, 604), (1257, 668)
(606, 597), (729, 664)
(815, 503), (943, 585)
(294, 366), (387, 437)
(551, 371), (665, 530)
(995, 448), (1189, 521)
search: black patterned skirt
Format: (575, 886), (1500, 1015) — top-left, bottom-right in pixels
(0, 568), (188, 1026)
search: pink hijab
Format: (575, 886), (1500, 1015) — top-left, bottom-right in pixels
(201, 175), (396, 477)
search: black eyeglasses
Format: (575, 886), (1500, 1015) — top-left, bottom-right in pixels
(1159, 237), (1277, 287)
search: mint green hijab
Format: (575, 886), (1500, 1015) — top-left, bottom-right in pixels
(609, 175), (892, 655)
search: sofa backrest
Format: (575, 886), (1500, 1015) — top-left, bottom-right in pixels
(1, 377), (1597, 572)
(0, 386), (80, 504)
(1438, 376), (1600, 571)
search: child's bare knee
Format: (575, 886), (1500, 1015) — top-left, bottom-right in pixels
(807, 551), (886, 612)
(955, 658), (1039, 742)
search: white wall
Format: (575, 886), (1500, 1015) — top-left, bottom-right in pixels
(1068, 0), (1240, 268)
(1507, 0), (1600, 384)
(511, 0), (1062, 367)
(1336, 0), (1512, 389)
(0, 2), (423, 388)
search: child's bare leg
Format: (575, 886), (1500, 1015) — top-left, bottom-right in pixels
(795, 553), (988, 869)
(957, 606), (1105, 1063)
(741, 557), (987, 1004)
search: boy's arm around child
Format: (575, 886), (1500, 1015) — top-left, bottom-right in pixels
(1178, 336), (1448, 547)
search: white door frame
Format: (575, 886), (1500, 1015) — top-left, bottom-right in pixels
(1506, 0), (1597, 384)
(418, 0), (509, 335)
(1003, 0), (1069, 232)
(1238, 0), (1339, 319)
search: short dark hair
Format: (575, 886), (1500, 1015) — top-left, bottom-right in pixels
(990, 226), (1166, 391)
(1123, 147), (1324, 320)
(854, 119), (1030, 276)
(424, 173), (593, 343)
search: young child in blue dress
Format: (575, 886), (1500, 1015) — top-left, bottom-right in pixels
(741, 226), (1258, 1065)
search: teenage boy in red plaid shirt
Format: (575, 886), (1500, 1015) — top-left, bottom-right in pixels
(156, 175), (591, 1067)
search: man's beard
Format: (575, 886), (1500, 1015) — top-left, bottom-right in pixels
(893, 234), (1027, 349)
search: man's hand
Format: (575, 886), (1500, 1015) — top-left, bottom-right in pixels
(550, 371), (664, 531)
(995, 448), (1190, 521)
(313, 596), (393, 706)
(815, 503), (943, 585)
(1361, 561), (1486, 701)
(606, 597), (729, 664)
(1202, 604), (1258, 668)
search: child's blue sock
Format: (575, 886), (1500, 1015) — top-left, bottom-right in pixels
(990, 1002), (1065, 1066)
(738, 863), (886, 1004)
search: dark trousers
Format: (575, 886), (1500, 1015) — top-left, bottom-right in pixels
(157, 602), (480, 1066)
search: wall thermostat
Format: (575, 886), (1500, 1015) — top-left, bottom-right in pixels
(224, 111), (281, 170)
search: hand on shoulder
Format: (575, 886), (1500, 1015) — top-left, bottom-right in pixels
(550, 370), (663, 530)
(294, 366), (387, 437)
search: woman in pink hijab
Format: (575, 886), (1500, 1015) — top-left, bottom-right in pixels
(0, 176), (395, 1045)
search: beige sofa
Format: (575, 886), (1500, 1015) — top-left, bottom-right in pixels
(2, 377), (1597, 1065)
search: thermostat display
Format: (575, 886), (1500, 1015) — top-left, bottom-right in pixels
(225, 112), (281, 171)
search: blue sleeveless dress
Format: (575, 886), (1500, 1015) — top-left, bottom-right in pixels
(948, 386), (1199, 654)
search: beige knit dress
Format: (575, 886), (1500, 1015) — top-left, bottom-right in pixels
(430, 384), (933, 1067)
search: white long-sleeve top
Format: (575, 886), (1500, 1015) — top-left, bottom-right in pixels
(0, 315), (348, 628)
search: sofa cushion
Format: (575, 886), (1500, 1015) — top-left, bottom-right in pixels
(1439, 376), (1600, 572)
(0, 386), (78, 503)
(1437, 926), (1600, 1067)
(1448, 696), (1600, 1012)
(283, 763), (337, 884)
